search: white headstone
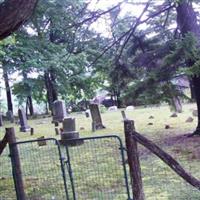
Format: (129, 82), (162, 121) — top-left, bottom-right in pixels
(108, 106), (118, 112)
(126, 106), (134, 111)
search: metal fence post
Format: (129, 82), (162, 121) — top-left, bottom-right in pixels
(124, 120), (145, 200)
(6, 127), (26, 200)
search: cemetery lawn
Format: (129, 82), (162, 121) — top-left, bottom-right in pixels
(0, 103), (200, 199)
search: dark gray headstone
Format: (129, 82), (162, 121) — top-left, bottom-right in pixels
(0, 114), (3, 127)
(60, 117), (83, 146)
(6, 110), (14, 123)
(121, 110), (127, 120)
(185, 117), (193, 123)
(52, 100), (67, 123)
(89, 104), (105, 131)
(85, 110), (90, 118)
(192, 110), (198, 117)
(18, 108), (31, 132)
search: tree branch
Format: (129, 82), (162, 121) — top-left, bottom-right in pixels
(0, 0), (38, 40)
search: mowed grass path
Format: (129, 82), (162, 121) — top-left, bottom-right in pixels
(0, 103), (200, 199)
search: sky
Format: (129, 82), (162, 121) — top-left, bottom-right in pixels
(87, 0), (165, 37)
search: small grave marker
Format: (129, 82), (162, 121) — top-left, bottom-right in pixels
(37, 136), (47, 146)
(121, 110), (127, 120)
(170, 113), (178, 118)
(0, 114), (3, 127)
(185, 117), (193, 123)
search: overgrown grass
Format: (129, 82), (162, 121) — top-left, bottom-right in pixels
(0, 103), (200, 199)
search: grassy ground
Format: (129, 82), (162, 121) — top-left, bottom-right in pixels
(0, 103), (200, 199)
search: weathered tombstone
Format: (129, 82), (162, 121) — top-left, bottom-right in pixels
(165, 125), (171, 129)
(108, 106), (118, 112)
(6, 110), (14, 123)
(60, 117), (83, 146)
(172, 96), (182, 113)
(170, 113), (178, 118)
(37, 136), (47, 146)
(85, 109), (90, 118)
(121, 110), (127, 120)
(149, 115), (154, 119)
(52, 100), (67, 123)
(89, 103), (105, 131)
(185, 117), (193, 123)
(30, 128), (34, 135)
(0, 114), (3, 127)
(18, 108), (31, 132)
(55, 127), (59, 135)
(192, 110), (198, 117)
(126, 105), (134, 111)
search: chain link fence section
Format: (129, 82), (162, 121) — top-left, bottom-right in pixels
(15, 139), (68, 200)
(65, 136), (131, 200)
(0, 146), (16, 200)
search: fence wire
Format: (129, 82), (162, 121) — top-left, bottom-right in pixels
(138, 142), (200, 200)
(13, 139), (67, 200)
(0, 136), (130, 200)
(0, 146), (16, 200)
(64, 136), (130, 200)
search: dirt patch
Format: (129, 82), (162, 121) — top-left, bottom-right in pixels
(139, 133), (200, 160)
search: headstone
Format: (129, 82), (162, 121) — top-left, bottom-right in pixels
(18, 108), (31, 132)
(89, 104), (105, 131)
(30, 128), (34, 135)
(108, 106), (118, 112)
(149, 116), (154, 119)
(126, 106), (134, 111)
(147, 122), (153, 125)
(185, 117), (193, 123)
(37, 136), (47, 146)
(55, 127), (59, 135)
(52, 100), (67, 123)
(121, 110), (127, 120)
(60, 117), (83, 146)
(0, 114), (3, 127)
(192, 110), (198, 117)
(165, 125), (170, 129)
(85, 109), (90, 118)
(6, 110), (14, 123)
(170, 113), (177, 118)
(171, 96), (182, 113)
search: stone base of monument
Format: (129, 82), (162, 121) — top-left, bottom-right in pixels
(60, 131), (84, 146)
(20, 126), (31, 132)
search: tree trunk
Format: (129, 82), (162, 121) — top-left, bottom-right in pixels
(189, 80), (195, 100)
(0, 0), (38, 40)
(3, 66), (13, 113)
(44, 69), (58, 112)
(176, 1), (200, 135)
(27, 95), (34, 116)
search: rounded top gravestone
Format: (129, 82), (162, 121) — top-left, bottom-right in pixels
(126, 106), (134, 111)
(108, 106), (118, 112)
(52, 100), (67, 123)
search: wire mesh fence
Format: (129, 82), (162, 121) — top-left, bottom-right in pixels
(1, 129), (200, 200)
(0, 146), (16, 200)
(0, 135), (131, 200)
(138, 142), (200, 200)
(14, 139), (68, 200)
(64, 136), (130, 200)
